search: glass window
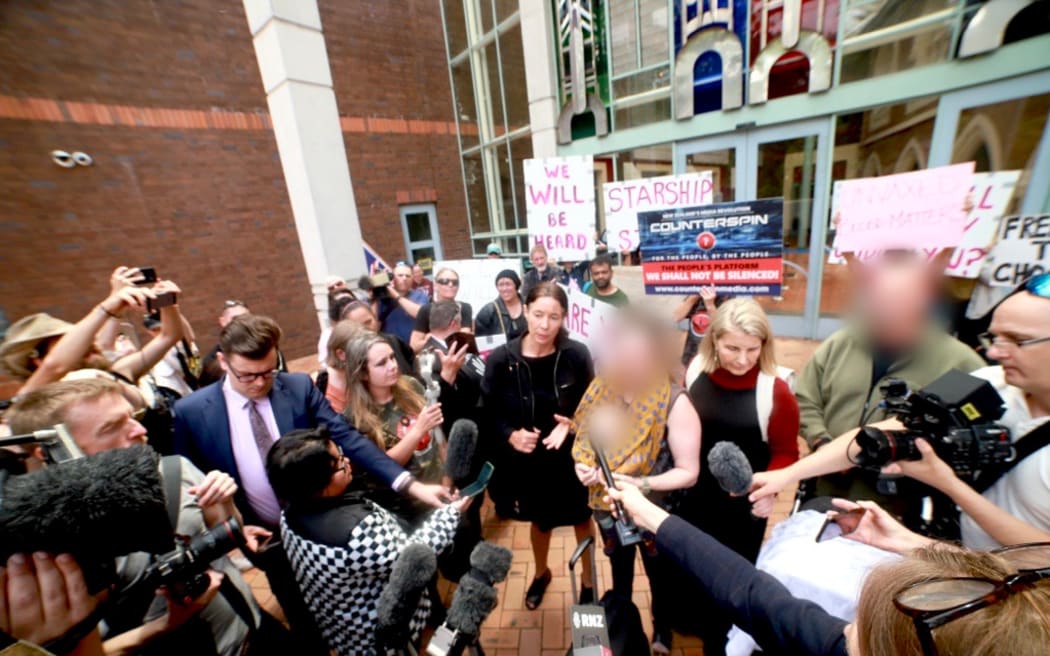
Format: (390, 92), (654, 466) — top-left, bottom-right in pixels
(614, 97), (671, 130)
(839, 0), (955, 83)
(686, 148), (736, 203)
(452, 59), (479, 150)
(443, 0), (469, 57)
(463, 151), (489, 235)
(400, 204), (442, 262)
(494, 0), (518, 23)
(509, 135), (533, 231)
(951, 93), (1050, 209)
(615, 143), (672, 181)
(482, 42), (506, 137)
(500, 28), (529, 131)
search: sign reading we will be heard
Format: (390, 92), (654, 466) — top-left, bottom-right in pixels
(524, 155), (596, 262)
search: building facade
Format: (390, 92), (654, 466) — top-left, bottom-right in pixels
(443, 0), (1050, 337)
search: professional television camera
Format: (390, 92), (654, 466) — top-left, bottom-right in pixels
(852, 368), (1014, 481)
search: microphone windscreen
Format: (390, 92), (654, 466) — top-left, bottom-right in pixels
(375, 543), (437, 647)
(0, 446), (172, 580)
(446, 575), (498, 636)
(445, 419), (478, 485)
(708, 441), (754, 496)
(469, 542), (512, 583)
(357, 274), (375, 291)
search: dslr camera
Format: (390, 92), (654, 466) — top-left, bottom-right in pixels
(136, 517), (246, 600)
(358, 271), (391, 299)
(853, 369), (1014, 481)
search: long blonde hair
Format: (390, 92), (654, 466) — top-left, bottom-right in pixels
(338, 330), (425, 448)
(698, 297), (777, 375)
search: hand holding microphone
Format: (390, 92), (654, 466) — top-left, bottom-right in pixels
(708, 442), (773, 518)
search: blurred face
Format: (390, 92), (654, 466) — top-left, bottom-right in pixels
(412, 265), (424, 283)
(496, 278), (518, 303)
(531, 249), (548, 270)
(345, 305), (379, 332)
(64, 392), (148, 455)
(364, 342), (400, 391)
(393, 266), (413, 293)
(986, 293), (1050, 393)
(321, 441), (353, 496)
(590, 262), (613, 290)
(855, 256), (934, 348)
(606, 324), (659, 390)
(526, 296), (564, 346)
(434, 271), (460, 301)
(715, 328), (763, 376)
(219, 305), (249, 328)
(220, 349), (279, 400)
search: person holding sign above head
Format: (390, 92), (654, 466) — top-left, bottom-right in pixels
(520, 243), (568, 299)
(584, 254), (629, 307)
(409, 267), (473, 353)
(475, 269), (526, 341)
(481, 282), (595, 610)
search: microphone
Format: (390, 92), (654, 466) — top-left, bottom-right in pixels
(375, 543), (438, 654)
(0, 445), (174, 592)
(708, 441), (754, 496)
(445, 419), (478, 488)
(592, 441), (643, 548)
(427, 542), (512, 656)
(417, 350), (447, 449)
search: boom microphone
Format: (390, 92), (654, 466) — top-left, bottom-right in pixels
(375, 543), (438, 653)
(445, 419), (479, 487)
(708, 441), (754, 496)
(427, 542), (512, 656)
(0, 445), (174, 591)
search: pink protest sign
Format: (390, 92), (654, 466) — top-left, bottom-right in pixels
(524, 155), (596, 262)
(602, 172), (715, 253)
(834, 163), (975, 253)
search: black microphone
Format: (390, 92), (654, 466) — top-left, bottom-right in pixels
(0, 445), (174, 592)
(592, 442), (643, 548)
(375, 543), (438, 654)
(445, 419), (478, 488)
(708, 441), (754, 496)
(427, 542), (511, 656)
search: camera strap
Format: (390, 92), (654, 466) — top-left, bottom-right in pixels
(160, 455), (182, 530)
(973, 421), (1050, 493)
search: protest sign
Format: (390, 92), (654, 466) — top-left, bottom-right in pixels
(565, 285), (617, 354)
(945, 170), (1020, 278)
(827, 171), (1020, 276)
(433, 258), (522, 316)
(602, 172), (715, 253)
(639, 198), (784, 296)
(524, 155), (596, 262)
(833, 163), (975, 253)
(988, 214), (1050, 287)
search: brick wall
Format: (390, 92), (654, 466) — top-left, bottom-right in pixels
(0, 0), (470, 361)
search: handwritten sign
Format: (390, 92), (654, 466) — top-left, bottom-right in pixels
(524, 155), (596, 262)
(946, 171), (1021, 278)
(988, 214), (1050, 287)
(565, 285), (617, 355)
(433, 258), (522, 316)
(639, 198), (784, 296)
(602, 172), (715, 253)
(834, 163), (975, 253)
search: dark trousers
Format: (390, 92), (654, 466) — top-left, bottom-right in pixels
(246, 535), (330, 656)
(607, 541), (671, 637)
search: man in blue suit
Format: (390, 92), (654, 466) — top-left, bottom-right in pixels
(173, 314), (449, 652)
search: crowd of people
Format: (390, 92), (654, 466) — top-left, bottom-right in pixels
(1, 248), (1048, 656)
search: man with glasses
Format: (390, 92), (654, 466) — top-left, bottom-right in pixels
(173, 314), (451, 653)
(409, 267), (473, 353)
(199, 300), (286, 387)
(376, 263), (427, 345)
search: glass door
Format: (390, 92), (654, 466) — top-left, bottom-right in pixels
(676, 118), (833, 338)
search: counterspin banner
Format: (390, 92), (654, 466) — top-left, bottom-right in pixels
(639, 198), (784, 296)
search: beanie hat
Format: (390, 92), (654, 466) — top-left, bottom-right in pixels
(495, 269), (521, 289)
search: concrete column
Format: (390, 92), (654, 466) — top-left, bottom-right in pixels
(243, 0), (365, 330)
(520, 0), (559, 158)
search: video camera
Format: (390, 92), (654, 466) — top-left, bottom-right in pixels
(358, 271), (392, 299)
(852, 369), (1014, 481)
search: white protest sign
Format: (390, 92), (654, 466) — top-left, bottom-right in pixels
(833, 163), (975, 253)
(525, 155), (596, 262)
(434, 258), (522, 316)
(564, 285), (618, 355)
(602, 172), (715, 253)
(945, 170), (1020, 278)
(988, 215), (1050, 287)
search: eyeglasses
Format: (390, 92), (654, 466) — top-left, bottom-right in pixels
(226, 361), (279, 383)
(332, 454), (351, 475)
(893, 542), (1050, 656)
(436, 278), (460, 287)
(978, 332), (1050, 351)
(223, 299), (246, 309)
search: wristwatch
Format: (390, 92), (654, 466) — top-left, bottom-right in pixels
(640, 477), (652, 496)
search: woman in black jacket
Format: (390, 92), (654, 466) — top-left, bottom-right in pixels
(481, 282), (595, 610)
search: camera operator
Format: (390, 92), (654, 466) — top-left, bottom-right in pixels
(794, 252), (985, 522)
(372, 263), (427, 345)
(5, 378), (284, 655)
(750, 275), (1050, 549)
(1, 553), (105, 656)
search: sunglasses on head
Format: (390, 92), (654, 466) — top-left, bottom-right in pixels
(224, 299), (245, 308)
(1024, 272), (1050, 298)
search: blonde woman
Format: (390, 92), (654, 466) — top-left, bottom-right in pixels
(680, 297), (800, 654)
(339, 330), (444, 522)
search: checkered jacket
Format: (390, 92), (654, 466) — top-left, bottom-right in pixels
(281, 502), (460, 655)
